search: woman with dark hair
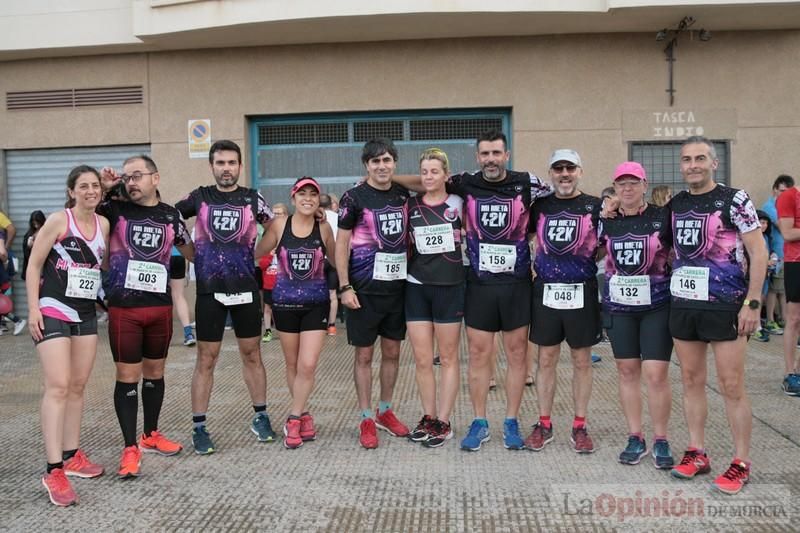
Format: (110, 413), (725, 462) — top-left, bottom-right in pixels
(255, 177), (336, 449)
(26, 165), (109, 506)
(21, 210), (46, 281)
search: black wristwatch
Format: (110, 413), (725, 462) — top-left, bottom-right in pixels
(743, 299), (760, 310)
(339, 284), (354, 295)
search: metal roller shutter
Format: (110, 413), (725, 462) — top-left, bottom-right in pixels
(4, 144), (150, 316)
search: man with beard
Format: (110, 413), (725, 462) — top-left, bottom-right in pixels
(99, 156), (193, 477)
(176, 140), (275, 454)
(525, 149), (602, 455)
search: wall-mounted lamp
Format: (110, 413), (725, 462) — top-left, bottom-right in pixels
(656, 16), (711, 106)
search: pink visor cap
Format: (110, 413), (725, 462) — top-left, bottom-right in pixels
(291, 177), (321, 196)
(613, 162), (647, 182)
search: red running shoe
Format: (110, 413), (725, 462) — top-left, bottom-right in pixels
(117, 445), (142, 479)
(712, 460), (750, 495)
(42, 468), (77, 507)
(375, 408), (410, 437)
(571, 426), (596, 454)
(140, 430), (183, 456)
(525, 423), (554, 452)
(671, 449), (711, 479)
(283, 418), (303, 449)
(63, 449), (104, 478)
(359, 418), (379, 449)
(299, 412), (317, 441)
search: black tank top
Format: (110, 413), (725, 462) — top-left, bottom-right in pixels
(272, 216), (329, 309)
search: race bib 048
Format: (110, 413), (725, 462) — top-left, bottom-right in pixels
(543, 283), (584, 310)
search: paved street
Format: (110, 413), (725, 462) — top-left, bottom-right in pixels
(0, 319), (798, 532)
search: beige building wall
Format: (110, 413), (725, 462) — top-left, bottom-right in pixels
(2, 30), (799, 206)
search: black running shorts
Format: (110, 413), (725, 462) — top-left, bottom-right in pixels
(405, 282), (465, 324)
(169, 255), (186, 280)
(464, 280), (531, 332)
(785, 262), (800, 303)
(346, 292), (406, 347)
(195, 291), (262, 342)
(530, 280), (601, 348)
(669, 307), (739, 343)
(35, 315), (98, 345)
(604, 305), (673, 361)
(274, 304), (330, 334)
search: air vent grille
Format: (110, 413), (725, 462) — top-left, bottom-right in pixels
(7, 86), (144, 110)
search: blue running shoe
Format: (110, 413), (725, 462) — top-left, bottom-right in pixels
(192, 426), (215, 455)
(460, 419), (490, 451)
(503, 418), (525, 450)
(652, 439), (674, 469)
(251, 413), (276, 442)
(591, 353), (602, 364)
(618, 435), (647, 465)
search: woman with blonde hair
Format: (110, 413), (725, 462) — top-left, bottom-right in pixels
(405, 148), (464, 447)
(650, 185), (672, 207)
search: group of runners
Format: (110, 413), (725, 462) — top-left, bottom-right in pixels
(26, 132), (771, 507)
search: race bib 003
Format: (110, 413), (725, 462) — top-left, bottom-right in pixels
(124, 260), (168, 293)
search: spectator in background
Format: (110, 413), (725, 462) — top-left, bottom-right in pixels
(0, 208), (16, 263)
(22, 210), (47, 281)
(762, 175), (794, 335)
(650, 185), (672, 207)
(272, 203), (288, 219)
(258, 249), (278, 342)
(319, 193), (339, 334)
(752, 211), (779, 343)
(776, 178), (800, 396)
(0, 211), (26, 335)
(170, 245), (196, 346)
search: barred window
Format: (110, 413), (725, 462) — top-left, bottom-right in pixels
(630, 140), (729, 191)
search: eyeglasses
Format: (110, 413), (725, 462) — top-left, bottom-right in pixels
(120, 171), (155, 184)
(615, 180), (643, 188)
(551, 164), (578, 172)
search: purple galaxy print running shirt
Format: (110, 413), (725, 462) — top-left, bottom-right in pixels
(670, 185), (760, 310)
(176, 186), (272, 295)
(447, 170), (550, 284)
(338, 182), (409, 295)
(531, 193), (602, 283)
(98, 200), (189, 308)
(272, 217), (329, 309)
(598, 205), (672, 313)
